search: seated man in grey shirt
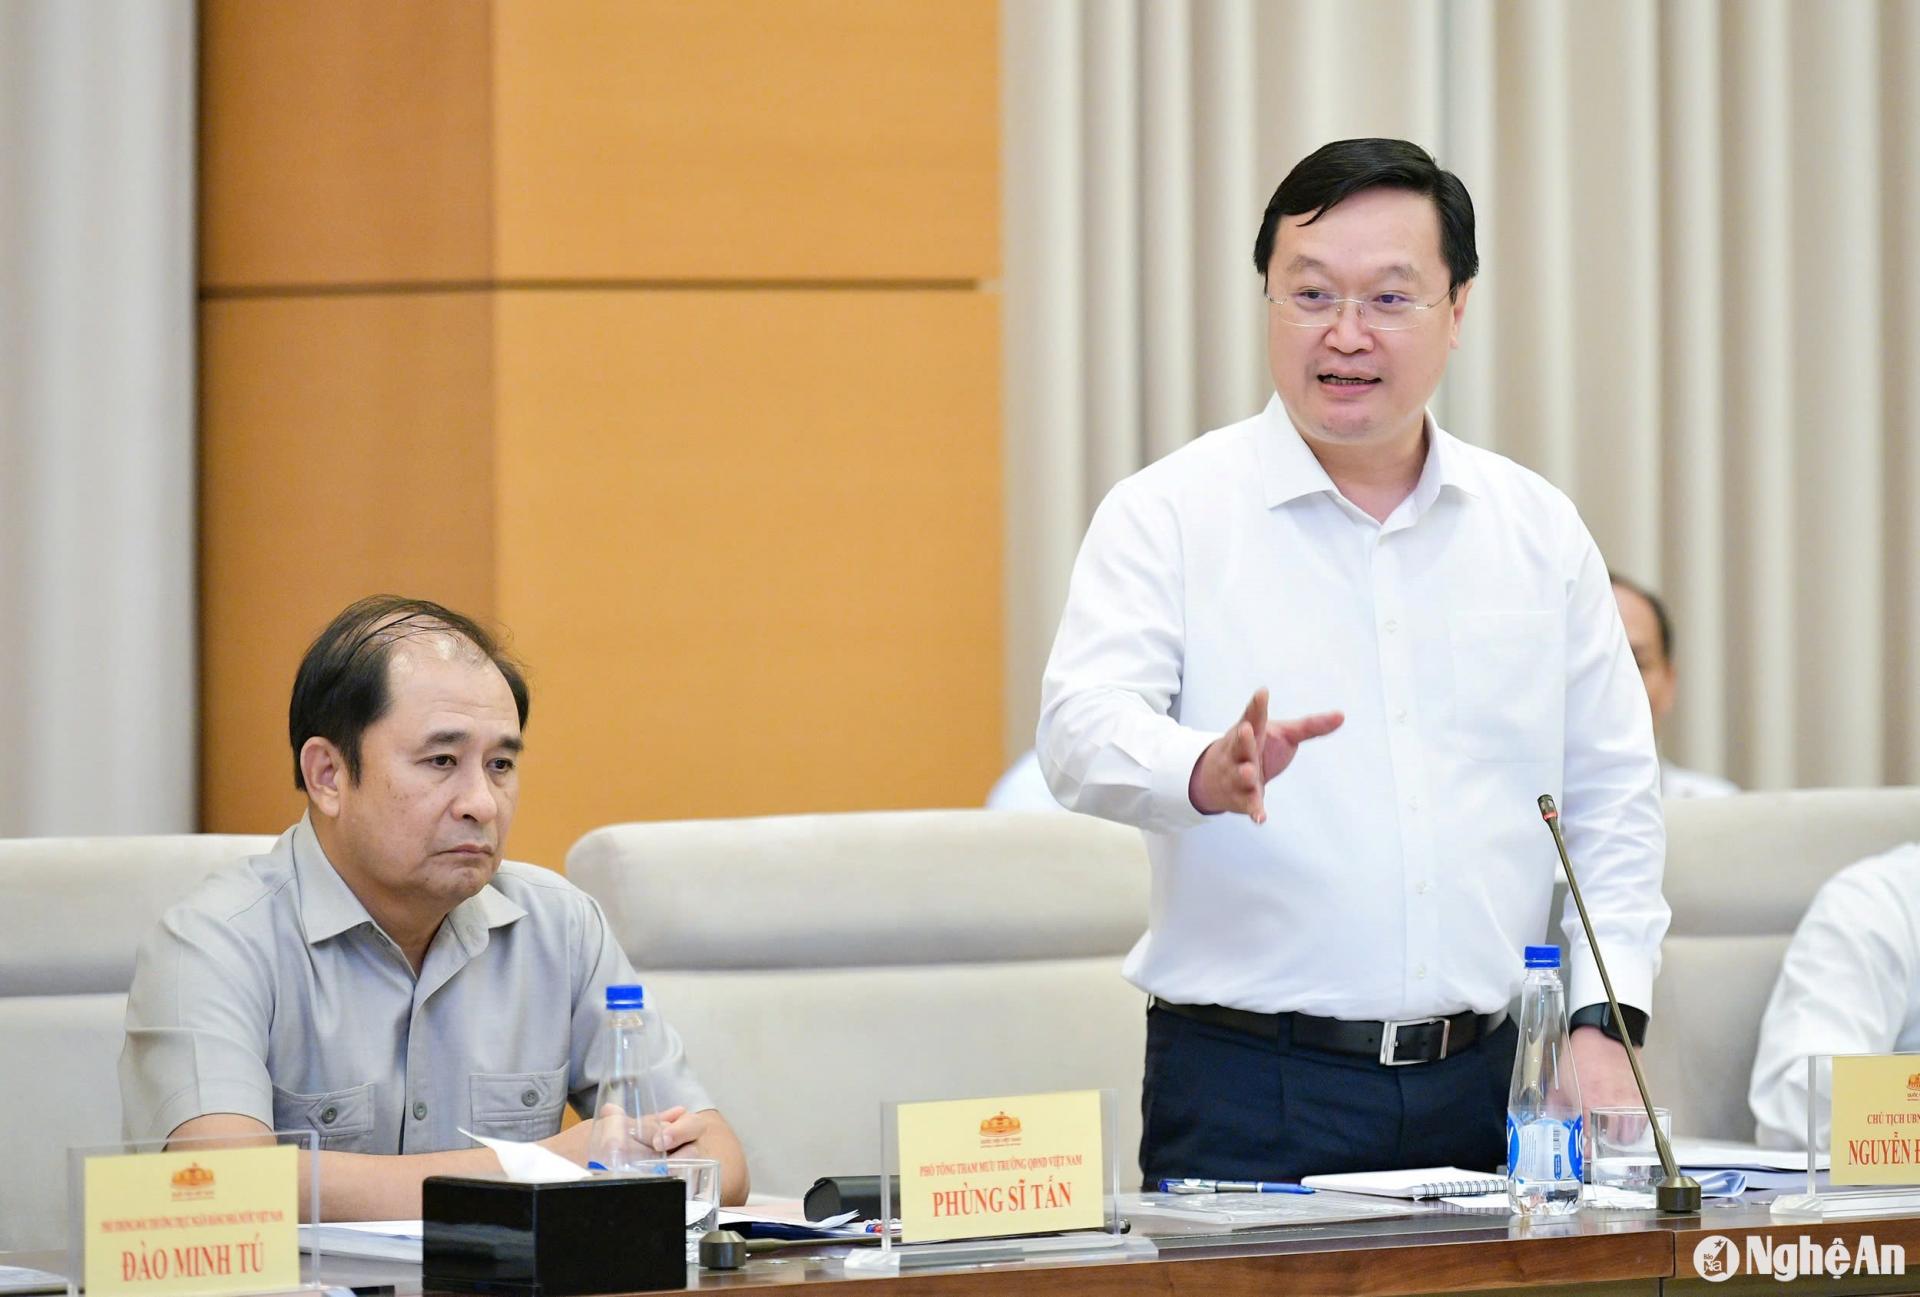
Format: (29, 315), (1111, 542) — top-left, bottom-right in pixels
(120, 595), (748, 1218)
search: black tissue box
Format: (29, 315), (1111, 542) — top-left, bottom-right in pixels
(423, 1174), (686, 1295)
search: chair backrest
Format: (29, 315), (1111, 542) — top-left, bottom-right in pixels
(0, 833), (276, 1250)
(566, 810), (1152, 1198)
(1640, 788), (1920, 1140)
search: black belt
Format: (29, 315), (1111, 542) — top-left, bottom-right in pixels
(1152, 999), (1506, 1066)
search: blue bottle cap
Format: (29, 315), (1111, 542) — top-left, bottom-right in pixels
(605, 983), (646, 1010)
(1523, 945), (1561, 969)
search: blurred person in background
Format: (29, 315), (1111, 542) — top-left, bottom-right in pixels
(1610, 574), (1737, 799)
(1749, 842), (1920, 1148)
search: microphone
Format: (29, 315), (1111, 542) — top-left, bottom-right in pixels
(1537, 793), (1700, 1213)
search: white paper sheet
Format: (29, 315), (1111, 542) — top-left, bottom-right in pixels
(459, 1128), (592, 1183)
(716, 1207), (860, 1230)
(298, 1220), (423, 1261)
(0, 1265), (68, 1296)
(1670, 1138), (1830, 1172)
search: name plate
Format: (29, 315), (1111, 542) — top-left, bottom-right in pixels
(1830, 1055), (1920, 1186)
(83, 1145), (300, 1297)
(894, 1089), (1105, 1243)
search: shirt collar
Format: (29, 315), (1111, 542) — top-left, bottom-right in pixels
(1423, 419), (1483, 500)
(1255, 394), (1483, 512)
(291, 813), (527, 948)
(449, 877), (527, 949)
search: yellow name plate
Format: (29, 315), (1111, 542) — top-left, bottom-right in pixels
(894, 1089), (1105, 1243)
(1831, 1055), (1920, 1186)
(84, 1145), (300, 1297)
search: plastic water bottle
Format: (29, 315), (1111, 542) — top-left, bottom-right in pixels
(587, 983), (667, 1174)
(1506, 945), (1583, 1215)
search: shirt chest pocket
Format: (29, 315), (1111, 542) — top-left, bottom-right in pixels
(272, 1082), (376, 1152)
(1448, 610), (1564, 762)
(469, 1067), (570, 1141)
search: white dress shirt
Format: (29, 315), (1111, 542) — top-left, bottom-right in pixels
(1749, 843), (1920, 1150)
(1038, 396), (1668, 1021)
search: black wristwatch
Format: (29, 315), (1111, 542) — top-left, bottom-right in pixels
(1568, 1003), (1648, 1048)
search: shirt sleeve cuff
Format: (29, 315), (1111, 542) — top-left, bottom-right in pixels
(1148, 724), (1218, 831)
(1566, 956), (1652, 1029)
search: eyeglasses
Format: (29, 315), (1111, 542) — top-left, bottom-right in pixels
(1263, 287), (1450, 332)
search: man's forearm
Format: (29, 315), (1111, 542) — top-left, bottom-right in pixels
(166, 1115), (506, 1223)
(306, 1146), (503, 1222)
(705, 1138), (749, 1207)
(673, 1110), (751, 1205)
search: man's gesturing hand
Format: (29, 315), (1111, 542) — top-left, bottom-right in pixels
(1188, 688), (1344, 823)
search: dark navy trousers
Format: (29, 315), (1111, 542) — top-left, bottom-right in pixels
(1139, 1004), (1519, 1186)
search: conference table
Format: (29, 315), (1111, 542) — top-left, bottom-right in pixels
(13, 1201), (1920, 1297)
(674, 1203), (1920, 1296)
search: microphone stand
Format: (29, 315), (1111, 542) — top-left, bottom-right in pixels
(1537, 794), (1700, 1213)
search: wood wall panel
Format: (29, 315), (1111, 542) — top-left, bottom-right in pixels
(491, 290), (1002, 869)
(199, 2), (1002, 856)
(199, 293), (496, 834)
(492, 0), (999, 281)
(199, 0), (492, 289)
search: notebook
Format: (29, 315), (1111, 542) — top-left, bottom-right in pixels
(1300, 1167), (1506, 1200)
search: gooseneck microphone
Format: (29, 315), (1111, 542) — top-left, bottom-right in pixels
(1537, 793), (1701, 1213)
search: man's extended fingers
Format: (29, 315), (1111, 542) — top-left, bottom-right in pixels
(1230, 753), (1264, 820)
(1233, 719), (1260, 763)
(1196, 690), (1279, 822)
(1275, 710), (1345, 744)
(643, 1105), (690, 1150)
(1244, 688), (1270, 741)
(1242, 692), (1270, 822)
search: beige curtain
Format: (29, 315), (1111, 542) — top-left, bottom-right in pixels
(0, 0), (197, 835)
(1002, 0), (1920, 791)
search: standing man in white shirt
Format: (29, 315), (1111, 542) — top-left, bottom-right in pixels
(1749, 843), (1920, 1149)
(1610, 574), (1739, 799)
(1038, 139), (1669, 1182)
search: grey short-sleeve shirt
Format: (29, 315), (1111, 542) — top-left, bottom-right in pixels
(119, 817), (712, 1151)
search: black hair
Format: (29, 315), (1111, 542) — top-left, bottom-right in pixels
(289, 595), (530, 791)
(1609, 572), (1674, 662)
(1253, 138), (1478, 294)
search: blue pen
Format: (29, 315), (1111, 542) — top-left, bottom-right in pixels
(1158, 1178), (1314, 1194)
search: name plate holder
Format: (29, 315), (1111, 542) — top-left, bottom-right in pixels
(1774, 1052), (1920, 1221)
(65, 1131), (319, 1297)
(842, 1088), (1152, 1274)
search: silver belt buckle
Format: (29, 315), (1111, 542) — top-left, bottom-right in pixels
(1379, 1015), (1450, 1066)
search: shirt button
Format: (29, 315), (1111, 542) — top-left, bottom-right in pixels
(413, 1102), (428, 1121)
(1395, 709), (1408, 725)
(1407, 796), (1420, 812)
(521, 1089), (540, 1108)
(1416, 881), (1429, 895)
(1383, 618), (1398, 634)
(1416, 964), (1428, 979)
(319, 1106), (337, 1126)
